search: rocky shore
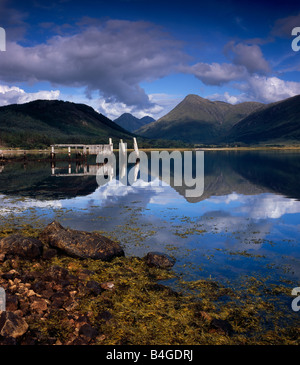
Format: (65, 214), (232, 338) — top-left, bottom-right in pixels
(0, 222), (178, 345)
(0, 222), (299, 345)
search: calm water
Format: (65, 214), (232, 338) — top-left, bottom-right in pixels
(1, 150), (300, 292)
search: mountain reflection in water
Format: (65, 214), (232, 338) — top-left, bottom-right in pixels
(0, 150), (300, 284)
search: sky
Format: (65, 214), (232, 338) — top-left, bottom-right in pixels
(0, 0), (300, 120)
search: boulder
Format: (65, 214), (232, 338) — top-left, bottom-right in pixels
(145, 252), (175, 269)
(40, 221), (124, 260)
(0, 235), (43, 259)
(0, 311), (28, 338)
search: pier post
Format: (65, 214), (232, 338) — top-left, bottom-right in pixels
(50, 146), (55, 159)
(120, 139), (126, 155)
(133, 137), (139, 157)
(109, 138), (113, 153)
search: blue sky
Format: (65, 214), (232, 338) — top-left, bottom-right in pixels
(0, 0), (300, 119)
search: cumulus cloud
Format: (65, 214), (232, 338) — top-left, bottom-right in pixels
(0, 85), (60, 106)
(209, 193), (300, 219)
(224, 41), (271, 75)
(184, 41), (270, 87)
(237, 75), (300, 103)
(0, 20), (187, 109)
(90, 93), (182, 120)
(208, 75), (300, 104)
(183, 62), (247, 86)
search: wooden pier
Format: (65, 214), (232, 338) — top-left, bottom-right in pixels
(50, 138), (139, 159)
(50, 138), (114, 159)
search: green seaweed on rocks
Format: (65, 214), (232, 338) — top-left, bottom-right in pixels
(0, 223), (299, 345)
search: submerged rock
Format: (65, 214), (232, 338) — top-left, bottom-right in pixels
(0, 235), (43, 259)
(145, 252), (176, 269)
(40, 221), (124, 260)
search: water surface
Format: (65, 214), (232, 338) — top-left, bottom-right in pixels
(1, 150), (300, 295)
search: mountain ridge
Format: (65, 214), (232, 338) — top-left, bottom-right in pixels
(225, 94), (300, 144)
(0, 99), (134, 148)
(137, 94), (264, 143)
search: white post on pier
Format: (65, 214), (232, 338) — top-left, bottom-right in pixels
(120, 139), (126, 155)
(51, 146), (55, 159)
(133, 137), (139, 157)
(109, 138), (113, 153)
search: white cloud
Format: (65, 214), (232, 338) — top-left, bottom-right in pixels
(209, 193), (300, 219)
(240, 75), (300, 103)
(0, 85), (60, 106)
(0, 20), (187, 109)
(184, 42), (270, 87)
(79, 93), (182, 120)
(208, 91), (241, 104)
(183, 62), (247, 86)
(208, 75), (300, 104)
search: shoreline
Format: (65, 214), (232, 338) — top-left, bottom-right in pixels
(0, 223), (299, 345)
(1, 145), (300, 156)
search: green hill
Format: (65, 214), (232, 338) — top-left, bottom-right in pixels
(137, 94), (263, 143)
(0, 100), (133, 148)
(225, 95), (300, 144)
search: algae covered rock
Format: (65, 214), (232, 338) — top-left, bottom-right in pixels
(40, 221), (124, 260)
(0, 235), (43, 259)
(145, 252), (175, 269)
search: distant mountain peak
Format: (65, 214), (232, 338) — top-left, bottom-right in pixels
(114, 113), (155, 133)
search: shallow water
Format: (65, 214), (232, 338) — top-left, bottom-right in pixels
(0, 150), (300, 292)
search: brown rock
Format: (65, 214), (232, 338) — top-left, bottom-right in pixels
(40, 221), (124, 260)
(30, 298), (48, 312)
(85, 281), (103, 296)
(50, 292), (70, 308)
(79, 323), (98, 340)
(100, 281), (115, 290)
(145, 252), (175, 269)
(0, 235), (43, 259)
(0, 311), (28, 338)
(45, 265), (69, 281)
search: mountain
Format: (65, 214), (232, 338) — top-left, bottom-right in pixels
(225, 94), (300, 144)
(114, 113), (155, 132)
(137, 94), (263, 143)
(0, 100), (133, 148)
